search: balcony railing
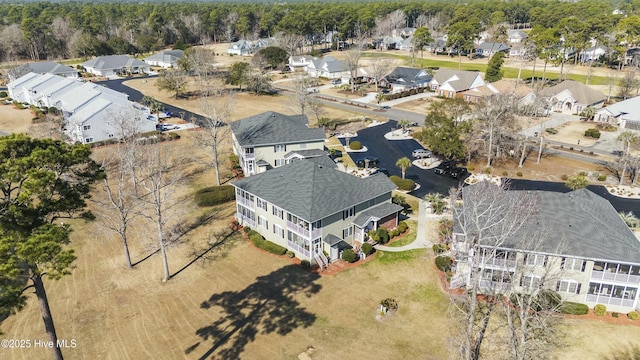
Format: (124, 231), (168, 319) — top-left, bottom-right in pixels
(242, 152), (255, 160)
(287, 221), (322, 239)
(586, 294), (635, 308)
(237, 197), (254, 208)
(479, 258), (516, 269)
(591, 270), (640, 284)
(478, 279), (513, 293)
(236, 213), (255, 228)
(287, 240), (310, 258)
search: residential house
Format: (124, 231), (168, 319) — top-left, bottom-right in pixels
(507, 29), (528, 44)
(231, 159), (402, 265)
(490, 79), (537, 106)
(538, 80), (606, 115)
(430, 69), (486, 98)
(578, 45), (608, 63)
(477, 42), (510, 57)
(381, 66), (432, 93)
(595, 96), (640, 130)
(226, 40), (253, 56)
(451, 183), (640, 314)
(23, 61), (79, 79)
(229, 111), (327, 177)
(393, 27), (416, 38)
(288, 55), (314, 69)
(426, 38), (448, 54)
(7, 72), (155, 144)
(82, 55), (150, 77)
(379, 36), (404, 50)
(395, 37), (414, 51)
(144, 49), (184, 68)
(460, 83), (500, 103)
(305, 56), (350, 80)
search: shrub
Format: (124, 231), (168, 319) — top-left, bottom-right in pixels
(349, 140), (362, 150)
(432, 243), (448, 255)
(248, 230), (287, 255)
(545, 128), (558, 135)
(584, 128), (601, 138)
(376, 227), (390, 244)
(166, 132), (180, 140)
(597, 175), (607, 181)
(341, 249), (358, 263)
(516, 171), (523, 177)
(390, 228), (400, 238)
(484, 167), (492, 174)
(0, 91), (7, 98)
(594, 304), (607, 316)
(286, 250), (295, 258)
(380, 298), (398, 310)
(389, 175), (415, 191)
(300, 259), (311, 269)
(534, 289), (562, 311)
(628, 311), (639, 320)
(361, 242), (374, 255)
(243, 226), (252, 233)
(561, 174), (569, 181)
(467, 165), (474, 172)
(435, 256), (452, 272)
(501, 171), (508, 176)
(195, 185), (235, 206)
(612, 312), (619, 318)
(559, 302), (589, 315)
(398, 221), (408, 233)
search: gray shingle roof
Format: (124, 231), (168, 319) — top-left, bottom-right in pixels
(26, 61), (77, 76)
(539, 80), (606, 106)
(284, 149), (327, 158)
(232, 160), (397, 222)
(478, 42), (510, 52)
(82, 55), (148, 71)
(385, 67), (432, 85)
(432, 69), (482, 92)
(456, 183), (640, 264)
(144, 50), (184, 64)
(353, 202), (404, 227)
(230, 111), (325, 146)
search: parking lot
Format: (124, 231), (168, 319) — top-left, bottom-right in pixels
(343, 120), (463, 198)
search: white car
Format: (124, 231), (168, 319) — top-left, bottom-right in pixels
(158, 123), (179, 131)
(412, 149), (432, 159)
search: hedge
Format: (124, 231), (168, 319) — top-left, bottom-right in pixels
(194, 185), (235, 206)
(559, 302), (589, 315)
(247, 230), (287, 255)
(342, 249), (358, 262)
(349, 140), (362, 150)
(389, 175), (415, 191)
(435, 255), (452, 272)
(361, 242), (374, 255)
(584, 128), (601, 138)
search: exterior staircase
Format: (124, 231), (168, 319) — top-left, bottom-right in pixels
(314, 252), (329, 270)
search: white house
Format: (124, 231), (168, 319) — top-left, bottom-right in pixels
(305, 56), (350, 79)
(144, 50), (184, 68)
(227, 40), (254, 56)
(82, 55), (150, 77)
(7, 72), (156, 144)
(538, 80), (606, 115)
(23, 61), (79, 79)
(288, 55), (314, 68)
(430, 69), (486, 98)
(595, 96), (640, 130)
(507, 29), (528, 44)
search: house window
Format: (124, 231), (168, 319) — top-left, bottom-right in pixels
(561, 257), (586, 272)
(273, 224), (284, 238)
(275, 159), (285, 167)
(274, 144), (286, 152)
(557, 280), (581, 294)
(342, 226), (353, 239)
(342, 207), (355, 220)
(272, 206), (284, 219)
(257, 198), (267, 211)
(520, 275), (541, 288)
(83, 125), (91, 130)
(84, 137), (94, 143)
(525, 254), (547, 267)
(258, 216), (268, 229)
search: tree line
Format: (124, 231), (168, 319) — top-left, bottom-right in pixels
(2, 0), (640, 64)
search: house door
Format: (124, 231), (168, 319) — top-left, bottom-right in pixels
(312, 238), (321, 254)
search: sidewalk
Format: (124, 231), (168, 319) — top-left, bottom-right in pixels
(375, 199), (440, 252)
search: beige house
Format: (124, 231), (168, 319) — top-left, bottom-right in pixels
(451, 184), (640, 314)
(230, 112), (327, 177)
(538, 80), (606, 115)
(429, 69), (486, 98)
(232, 159), (402, 266)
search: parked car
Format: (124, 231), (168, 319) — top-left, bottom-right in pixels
(371, 168), (389, 176)
(412, 149), (432, 159)
(449, 167), (469, 179)
(434, 160), (456, 175)
(331, 79), (341, 85)
(380, 88), (390, 94)
(157, 123), (179, 131)
(355, 156), (380, 168)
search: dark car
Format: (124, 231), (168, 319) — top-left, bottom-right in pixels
(355, 156), (380, 168)
(449, 167), (469, 179)
(434, 160), (456, 175)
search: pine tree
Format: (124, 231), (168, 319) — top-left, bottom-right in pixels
(485, 52), (505, 82)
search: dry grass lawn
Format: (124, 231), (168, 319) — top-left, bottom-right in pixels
(0, 103), (35, 134)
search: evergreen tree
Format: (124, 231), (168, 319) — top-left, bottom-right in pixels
(485, 52), (505, 82)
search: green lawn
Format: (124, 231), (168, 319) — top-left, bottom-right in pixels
(363, 52), (611, 86)
(388, 219), (417, 247)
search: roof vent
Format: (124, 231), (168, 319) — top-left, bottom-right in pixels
(318, 165), (323, 169)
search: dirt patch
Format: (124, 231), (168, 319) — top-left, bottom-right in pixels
(544, 120), (601, 146)
(0, 103), (36, 134)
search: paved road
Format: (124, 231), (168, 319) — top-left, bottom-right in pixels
(95, 76), (208, 126)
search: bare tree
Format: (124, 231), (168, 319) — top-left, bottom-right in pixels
(6, 64), (31, 82)
(223, 12), (239, 42)
(369, 56), (394, 91)
(474, 94), (517, 167)
(0, 24), (26, 62)
(617, 131), (639, 185)
(307, 98), (326, 124)
(276, 32), (304, 57)
(135, 142), (189, 281)
(288, 74), (317, 115)
(387, 9), (407, 32)
(179, 47), (217, 95)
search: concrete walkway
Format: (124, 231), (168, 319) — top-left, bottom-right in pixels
(375, 199), (443, 252)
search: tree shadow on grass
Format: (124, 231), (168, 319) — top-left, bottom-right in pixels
(187, 264), (321, 359)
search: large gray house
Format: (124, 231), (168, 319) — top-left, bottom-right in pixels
(232, 159), (402, 267)
(230, 111), (326, 177)
(451, 183), (640, 314)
